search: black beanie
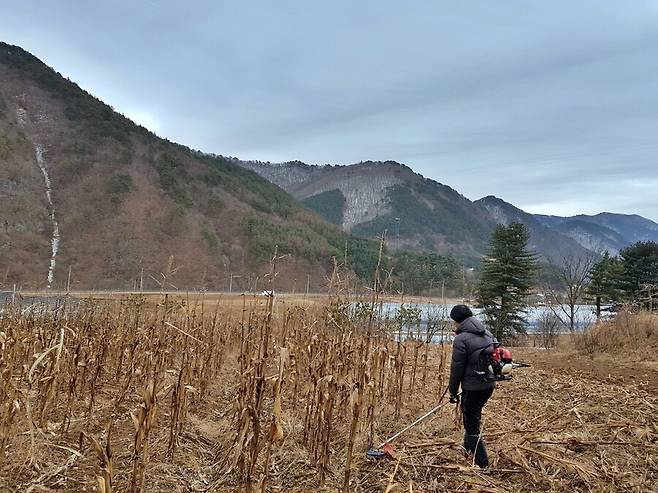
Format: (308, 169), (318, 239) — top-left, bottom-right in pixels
(450, 304), (473, 323)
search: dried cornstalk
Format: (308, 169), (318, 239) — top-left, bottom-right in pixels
(342, 375), (364, 492)
(130, 381), (158, 493)
(86, 425), (113, 493)
(260, 346), (289, 493)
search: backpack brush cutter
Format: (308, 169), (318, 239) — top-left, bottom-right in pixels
(366, 347), (531, 459)
(477, 345), (532, 382)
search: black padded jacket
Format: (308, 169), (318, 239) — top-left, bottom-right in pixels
(448, 316), (496, 396)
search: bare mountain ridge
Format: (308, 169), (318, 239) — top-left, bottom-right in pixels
(475, 196), (593, 262)
(240, 160), (494, 261)
(480, 197), (658, 257)
(535, 213), (658, 255)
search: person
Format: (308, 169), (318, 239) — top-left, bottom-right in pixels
(448, 304), (496, 468)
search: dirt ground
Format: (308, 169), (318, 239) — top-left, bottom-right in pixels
(13, 345), (651, 493)
(332, 342), (657, 493)
(348, 343), (658, 491)
(525, 345), (658, 393)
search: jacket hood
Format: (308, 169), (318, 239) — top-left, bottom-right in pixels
(456, 316), (486, 336)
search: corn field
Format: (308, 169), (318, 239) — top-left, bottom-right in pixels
(1, 292), (656, 492)
(0, 288), (454, 492)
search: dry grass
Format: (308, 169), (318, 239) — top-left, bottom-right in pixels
(574, 310), (658, 357)
(0, 296), (656, 492)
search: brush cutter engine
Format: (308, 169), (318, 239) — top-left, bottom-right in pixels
(493, 346), (514, 376)
(475, 343), (515, 382)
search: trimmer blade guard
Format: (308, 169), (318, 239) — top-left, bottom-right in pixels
(382, 443), (398, 459)
(366, 443), (398, 459)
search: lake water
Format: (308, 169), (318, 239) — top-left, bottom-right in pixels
(0, 291), (82, 315)
(375, 302), (602, 343)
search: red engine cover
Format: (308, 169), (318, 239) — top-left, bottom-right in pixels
(492, 347), (513, 363)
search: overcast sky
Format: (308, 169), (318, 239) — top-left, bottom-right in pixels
(2, 1), (658, 221)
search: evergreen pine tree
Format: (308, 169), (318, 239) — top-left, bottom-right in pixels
(476, 223), (538, 341)
(619, 241), (658, 308)
(587, 251), (624, 318)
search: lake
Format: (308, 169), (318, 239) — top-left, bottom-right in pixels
(375, 302), (603, 343)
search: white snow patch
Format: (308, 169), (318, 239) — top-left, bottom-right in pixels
(35, 144), (60, 288)
(16, 108), (27, 127)
(15, 107), (60, 287)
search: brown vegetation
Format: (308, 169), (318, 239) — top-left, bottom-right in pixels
(0, 297), (656, 492)
(574, 310), (658, 357)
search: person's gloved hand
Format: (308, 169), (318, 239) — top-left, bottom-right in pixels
(449, 394), (459, 404)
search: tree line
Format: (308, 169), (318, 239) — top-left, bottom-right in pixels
(475, 222), (658, 341)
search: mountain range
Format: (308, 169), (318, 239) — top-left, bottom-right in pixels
(535, 213), (658, 254)
(239, 160), (494, 262)
(2, 41), (657, 290)
(240, 160), (658, 262)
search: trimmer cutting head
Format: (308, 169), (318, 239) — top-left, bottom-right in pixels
(365, 393), (459, 460)
(366, 443), (396, 459)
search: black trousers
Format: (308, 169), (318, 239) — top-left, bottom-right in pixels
(460, 388), (494, 468)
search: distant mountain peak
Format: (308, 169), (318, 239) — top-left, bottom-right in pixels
(535, 211), (658, 254)
(475, 196), (596, 262)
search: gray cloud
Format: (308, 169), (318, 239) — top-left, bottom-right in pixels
(2, 0), (657, 220)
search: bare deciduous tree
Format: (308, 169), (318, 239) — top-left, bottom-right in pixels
(543, 253), (598, 332)
(536, 311), (560, 349)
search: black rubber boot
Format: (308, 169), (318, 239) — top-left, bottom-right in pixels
(473, 438), (489, 468)
(463, 434), (476, 453)
(464, 433), (489, 468)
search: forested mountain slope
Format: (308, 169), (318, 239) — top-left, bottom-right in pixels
(0, 42), (378, 290)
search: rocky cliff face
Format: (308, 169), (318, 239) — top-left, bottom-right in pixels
(240, 160), (411, 229)
(554, 220), (626, 254)
(302, 171), (402, 229)
(559, 224), (618, 253)
(239, 160), (318, 193)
